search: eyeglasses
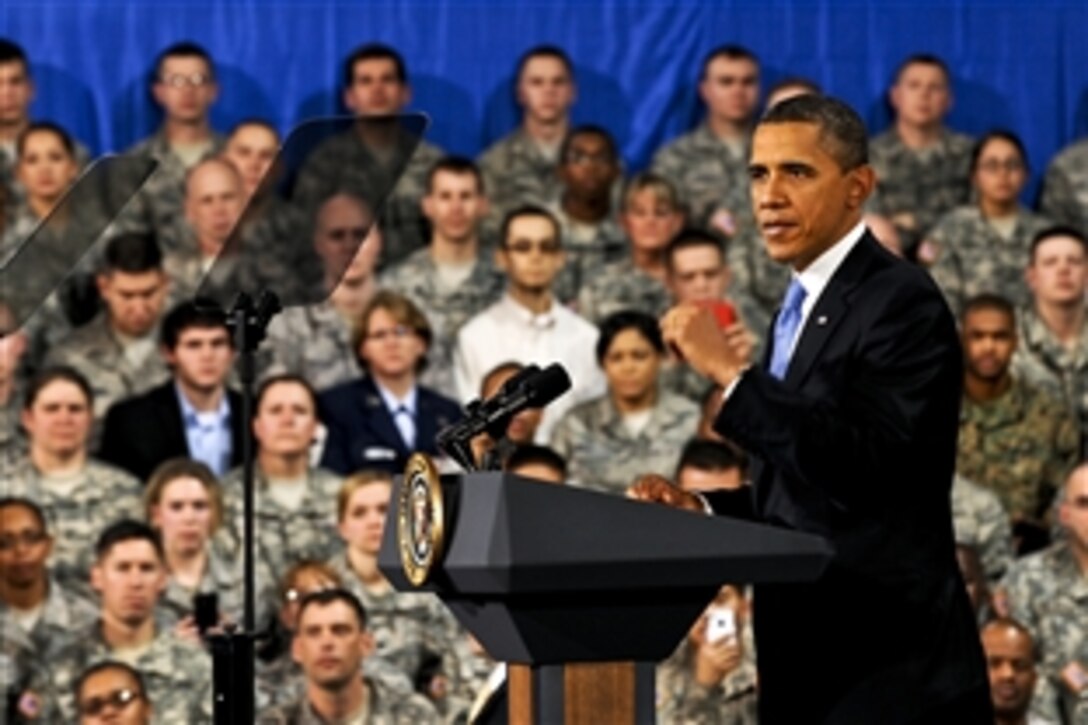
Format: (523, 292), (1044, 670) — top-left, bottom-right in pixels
(503, 240), (563, 255)
(977, 160), (1025, 174)
(159, 73), (213, 89)
(78, 688), (142, 716)
(0, 530), (48, 551)
(366, 325), (415, 342)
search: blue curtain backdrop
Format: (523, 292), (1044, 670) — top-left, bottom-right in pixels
(2, 0), (1085, 201)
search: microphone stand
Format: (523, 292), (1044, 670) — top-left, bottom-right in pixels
(209, 290), (281, 725)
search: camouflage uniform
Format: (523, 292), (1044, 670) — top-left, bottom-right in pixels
(550, 392), (700, 494)
(725, 227), (790, 342)
(220, 466), (343, 591)
(656, 639), (759, 725)
(478, 128), (562, 230)
(0, 577), (97, 670)
(158, 539), (246, 626)
(116, 129), (226, 246)
(329, 553), (460, 686)
(292, 131), (444, 271)
(950, 474), (1013, 582)
(43, 313), (170, 449)
(925, 205), (1052, 317)
(868, 128), (975, 252)
(575, 256), (671, 325)
(1039, 138), (1088, 238)
(0, 202), (38, 267)
(545, 203), (627, 304)
(0, 387), (26, 469)
(1012, 306), (1088, 456)
(957, 377), (1080, 520)
(261, 300), (361, 392)
(29, 618), (213, 722)
(1001, 541), (1088, 724)
(2, 457), (143, 592)
(257, 674), (439, 724)
(379, 248), (505, 397)
(256, 642), (414, 711)
(651, 124), (753, 236)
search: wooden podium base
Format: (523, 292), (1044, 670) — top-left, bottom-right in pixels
(508, 661), (655, 724)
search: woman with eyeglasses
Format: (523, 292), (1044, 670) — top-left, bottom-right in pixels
(144, 458), (244, 633)
(6, 367), (142, 593)
(923, 130), (1054, 316)
(550, 310), (700, 495)
(74, 660), (151, 725)
(320, 290), (462, 475)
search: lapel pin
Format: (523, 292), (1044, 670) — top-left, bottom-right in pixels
(816, 315), (829, 326)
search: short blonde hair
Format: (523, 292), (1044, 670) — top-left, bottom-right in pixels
(336, 470), (394, 522)
(144, 458), (224, 532)
(621, 172), (682, 213)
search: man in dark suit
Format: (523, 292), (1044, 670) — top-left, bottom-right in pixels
(320, 290), (461, 475)
(634, 96), (990, 723)
(99, 300), (244, 481)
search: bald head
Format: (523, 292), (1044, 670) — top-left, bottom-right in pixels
(184, 158), (245, 251)
(313, 193), (377, 277)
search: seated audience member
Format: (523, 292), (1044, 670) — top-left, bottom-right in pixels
(505, 443), (567, 484)
(1012, 226), (1088, 456)
(1040, 128), (1088, 238)
(1000, 464), (1088, 724)
(764, 76), (821, 110)
(863, 210), (905, 257)
(380, 157), (504, 397)
(925, 131), (1052, 316)
(547, 125), (626, 301)
(222, 118), (280, 205)
(469, 362), (545, 466)
(329, 473), (460, 690)
(23, 520), (212, 722)
(955, 544), (992, 625)
(221, 374), (342, 587)
(952, 474), (1014, 584)
(0, 497), (96, 665)
(45, 233), (172, 448)
(258, 588), (438, 723)
(454, 206), (605, 441)
(656, 584), (758, 724)
(4, 367), (142, 591)
(956, 294), (1078, 538)
(868, 53), (974, 256)
(99, 299), (244, 481)
(320, 291), (462, 475)
(675, 438), (748, 493)
(73, 660), (153, 725)
(162, 157), (247, 300)
(0, 40), (42, 198)
(143, 458), (242, 628)
(980, 618), (1060, 725)
(550, 310), (699, 494)
(576, 172), (684, 324)
(0, 302), (29, 463)
(261, 195), (381, 391)
(662, 228), (756, 402)
(119, 41), (224, 242)
(478, 45), (576, 225)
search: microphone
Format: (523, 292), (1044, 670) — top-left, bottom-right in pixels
(437, 363), (572, 470)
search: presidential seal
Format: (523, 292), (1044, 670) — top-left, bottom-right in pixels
(397, 453), (445, 586)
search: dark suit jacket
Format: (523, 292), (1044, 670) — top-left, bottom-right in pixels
(98, 381), (246, 483)
(706, 234), (990, 724)
(319, 376), (463, 476)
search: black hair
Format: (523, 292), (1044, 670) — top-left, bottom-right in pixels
(0, 496), (48, 533)
(960, 293), (1016, 326)
(426, 155), (485, 194)
(0, 39), (29, 73)
(154, 41), (216, 83)
(676, 438), (749, 478)
(297, 587), (369, 630)
(159, 299), (231, 350)
(665, 228), (726, 271)
(16, 120), (76, 158)
(760, 94), (869, 171)
(700, 44), (760, 81)
(595, 309), (665, 365)
(506, 444), (568, 479)
(1029, 225), (1088, 262)
(101, 233), (163, 275)
(969, 130), (1029, 176)
(74, 660), (148, 704)
(23, 366), (93, 411)
(94, 519), (165, 563)
(559, 124), (619, 166)
(500, 205), (562, 249)
(228, 117), (280, 141)
(342, 43), (407, 88)
(893, 53), (951, 86)
(515, 44), (575, 84)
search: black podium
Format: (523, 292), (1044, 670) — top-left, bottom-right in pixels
(378, 472), (831, 724)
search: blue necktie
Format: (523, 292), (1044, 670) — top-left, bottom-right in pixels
(770, 278), (807, 380)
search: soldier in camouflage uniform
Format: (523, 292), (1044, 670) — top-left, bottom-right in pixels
(44, 233), (172, 449)
(115, 42), (225, 246)
(258, 588), (439, 724)
(1012, 226), (1088, 457)
(956, 296), (1080, 523)
(1040, 137), (1088, 239)
(868, 54), (974, 256)
(0, 309), (28, 466)
(478, 46), (576, 232)
(951, 474), (1014, 583)
(23, 520), (213, 723)
(291, 44), (443, 271)
(380, 159), (505, 397)
(999, 465), (1088, 724)
(551, 311), (700, 494)
(656, 585), (758, 725)
(4, 368), (143, 593)
(925, 132), (1052, 317)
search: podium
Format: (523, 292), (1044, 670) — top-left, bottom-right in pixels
(378, 471), (831, 724)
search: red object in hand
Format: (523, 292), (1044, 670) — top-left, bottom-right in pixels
(699, 300), (737, 329)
